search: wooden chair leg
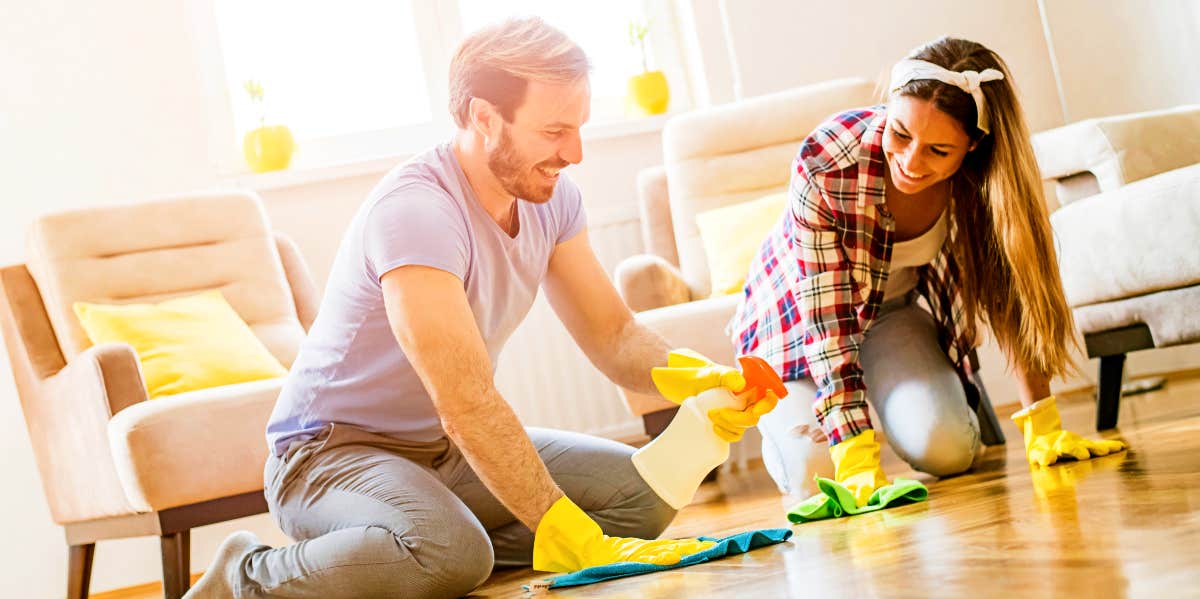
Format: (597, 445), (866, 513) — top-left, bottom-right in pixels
(160, 530), (191, 599)
(67, 543), (95, 599)
(1096, 353), (1126, 430)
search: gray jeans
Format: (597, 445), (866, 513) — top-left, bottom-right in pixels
(758, 296), (981, 496)
(231, 424), (675, 598)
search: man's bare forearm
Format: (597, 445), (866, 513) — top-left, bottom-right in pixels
(439, 385), (563, 530)
(595, 317), (672, 396)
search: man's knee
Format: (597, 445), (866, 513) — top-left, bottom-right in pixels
(598, 463), (678, 539)
(366, 517), (495, 597)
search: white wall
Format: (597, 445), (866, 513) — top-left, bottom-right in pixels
(718, 0), (1067, 131)
(1, 1), (1197, 597)
(1040, 0), (1200, 121)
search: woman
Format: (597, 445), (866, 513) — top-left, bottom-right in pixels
(730, 37), (1125, 503)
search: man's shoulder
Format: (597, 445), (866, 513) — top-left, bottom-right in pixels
(797, 106), (884, 176)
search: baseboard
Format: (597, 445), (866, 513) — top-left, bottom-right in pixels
(91, 573), (203, 599)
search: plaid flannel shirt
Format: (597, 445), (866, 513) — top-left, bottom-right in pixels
(729, 107), (975, 446)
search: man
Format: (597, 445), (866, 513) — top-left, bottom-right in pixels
(187, 17), (765, 599)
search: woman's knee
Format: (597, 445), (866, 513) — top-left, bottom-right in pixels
(886, 404), (979, 477)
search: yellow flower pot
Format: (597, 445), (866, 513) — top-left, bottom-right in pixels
(243, 125), (295, 173)
(628, 70), (670, 115)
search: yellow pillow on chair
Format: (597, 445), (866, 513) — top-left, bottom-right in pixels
(73, 290), (288, 398)
(695, 192), (789, 297)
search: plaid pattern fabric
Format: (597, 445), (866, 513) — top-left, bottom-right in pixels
(729, 107), (975, 445)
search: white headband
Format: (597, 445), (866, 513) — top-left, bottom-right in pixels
(889, 59), (1005, 134)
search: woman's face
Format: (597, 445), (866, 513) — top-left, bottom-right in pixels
(883, 94), (974, 194)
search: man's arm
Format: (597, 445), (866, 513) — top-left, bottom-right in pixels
(542, 230), (670, 396)
(382, 265), (561, 530)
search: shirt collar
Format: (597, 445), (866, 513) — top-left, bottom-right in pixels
(856, 109), (890, 208)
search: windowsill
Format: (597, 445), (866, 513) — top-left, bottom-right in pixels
(223, 113), (673, 192)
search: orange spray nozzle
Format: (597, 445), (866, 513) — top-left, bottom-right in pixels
(735, 356), (787, 402)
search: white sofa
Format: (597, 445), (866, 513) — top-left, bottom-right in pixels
(1033, 105), (1200, 429)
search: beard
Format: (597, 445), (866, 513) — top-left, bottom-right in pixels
(486, 125), (566, 204)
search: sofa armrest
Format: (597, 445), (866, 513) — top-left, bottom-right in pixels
(1033, 105), (1200, 195)
(614, 254), (692, 313)
(36, 344), (146, 522)
(275, 232), (320, 332)
(1, 264), (142, 523)
(637, 166), (680, 267)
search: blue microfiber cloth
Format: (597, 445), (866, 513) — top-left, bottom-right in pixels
(522, 528), (793, 591)
(787, 477), (928, 523)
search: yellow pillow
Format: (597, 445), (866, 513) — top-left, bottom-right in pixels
(695, 192), (789, 297)
(73, 290), (288, 398)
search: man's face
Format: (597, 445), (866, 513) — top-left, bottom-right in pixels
(486, 79), (590, 203)
(882, 94), (974, 194)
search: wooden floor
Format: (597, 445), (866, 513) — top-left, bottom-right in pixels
(476, 374), (1200, 598)
(104, 374), (1200, 598)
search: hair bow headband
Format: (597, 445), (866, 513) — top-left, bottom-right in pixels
(889, 59), (1004, 134)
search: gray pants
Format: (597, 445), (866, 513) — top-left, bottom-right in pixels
(231, 424), (675, 598)
(759, 296), (981, 496)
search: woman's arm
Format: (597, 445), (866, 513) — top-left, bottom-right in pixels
(1010, 355), (1052, 408)
(792, 165), (873, 446)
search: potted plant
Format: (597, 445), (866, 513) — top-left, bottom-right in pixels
(626, 17), (669, 115)
(241, 79), (295, 173)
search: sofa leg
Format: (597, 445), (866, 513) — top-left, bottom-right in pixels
(67, 542), (95, 599)
(1096, 354), (1126, 430)
(160, 530), (191, 599)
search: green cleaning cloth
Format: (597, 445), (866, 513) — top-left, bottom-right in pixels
(787, 477), (928, 523)
(522, 528), (792, 591)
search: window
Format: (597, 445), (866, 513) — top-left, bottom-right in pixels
(196, 1), (687, 175)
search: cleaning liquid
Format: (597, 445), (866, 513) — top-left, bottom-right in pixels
(632, 356), (785, 509)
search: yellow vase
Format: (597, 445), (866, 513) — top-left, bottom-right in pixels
(628, 71), (670, 115)
(243, 125), (295, 173)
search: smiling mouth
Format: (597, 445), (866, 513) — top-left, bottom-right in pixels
(895, 163), (929, 181)
(536, 165), (564, 179)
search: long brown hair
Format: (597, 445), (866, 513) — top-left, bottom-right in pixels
(895, 37), (1075, 378)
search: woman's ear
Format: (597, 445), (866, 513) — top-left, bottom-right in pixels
(968, 139), (979, 152)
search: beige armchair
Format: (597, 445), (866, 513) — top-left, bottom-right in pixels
(615, 79), (1006, 448)
(1033, 105), (1200, 430)
(0, 192), (318, 598)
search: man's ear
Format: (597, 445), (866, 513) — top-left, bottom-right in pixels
(468, 97), (502, 147)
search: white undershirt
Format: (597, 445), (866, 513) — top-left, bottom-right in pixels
(884, 209), (948, 300)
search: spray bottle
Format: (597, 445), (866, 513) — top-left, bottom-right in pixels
(632, 356), (786, 509)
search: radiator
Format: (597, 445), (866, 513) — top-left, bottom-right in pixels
(493, 204), (647, 441)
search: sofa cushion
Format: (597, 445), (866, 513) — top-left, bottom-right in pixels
(1074, 285), (1200, 347)
(107, 377), (282, 511)
(1051, 164), (1200, 308)
(74, 290), (288, 398)
(696, 192), (789, 297)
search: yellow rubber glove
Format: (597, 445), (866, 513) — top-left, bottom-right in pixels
(651, 349), (746, 404)
(532, 496), (715, 573)
(1011, 396), (1126, 467)
(707, 390), (780, 443)
(830, 430), (890, 508)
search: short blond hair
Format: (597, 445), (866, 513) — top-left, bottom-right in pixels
(448, 17), (590, 128)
